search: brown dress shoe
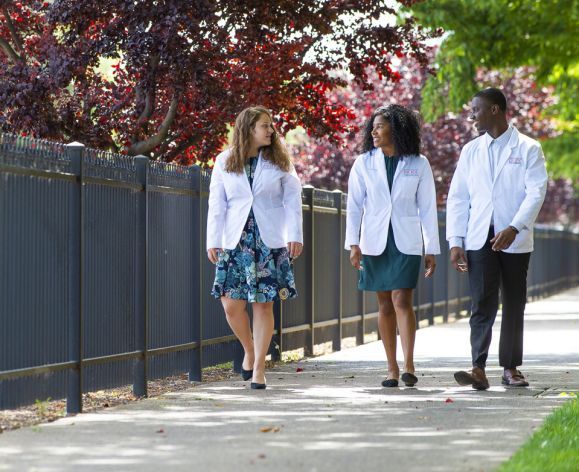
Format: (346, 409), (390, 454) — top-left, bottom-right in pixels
(454, 367), (490, 390)
(502, 369), (529, 387)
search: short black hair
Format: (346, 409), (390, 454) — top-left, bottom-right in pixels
(473, 87), (507, 112)
(360, 104), (421, 156)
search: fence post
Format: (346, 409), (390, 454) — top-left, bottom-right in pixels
(271, 300), (283, 361)
(133, 156), (148, 397)
(66, 142), (85, 415)
(190, 167), (203, 381)
(303, 185), (315, 356)
(332, 190), (343, 351)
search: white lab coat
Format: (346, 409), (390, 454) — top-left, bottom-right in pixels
(446, 127), (548, 253)
(206, 149), (303, 250)
(345, 149), (440, 256)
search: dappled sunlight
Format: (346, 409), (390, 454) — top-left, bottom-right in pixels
(1, 290), (577, 472)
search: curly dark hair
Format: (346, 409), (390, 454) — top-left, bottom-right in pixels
(359, 104), (421, 156)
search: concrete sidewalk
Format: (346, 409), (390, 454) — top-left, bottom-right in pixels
(1, 289), (578, 472)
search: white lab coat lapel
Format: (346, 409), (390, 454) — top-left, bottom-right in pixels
(234, 160), (252, 194)
(478, 139), (493, 188)
(391, 155), (408, 189)
(372, 148), (391, 201)
(493, 128), (519, 185)
(251, 150), (265, 194)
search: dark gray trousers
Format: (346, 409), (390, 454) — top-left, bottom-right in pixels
(466, 227), (531, 369)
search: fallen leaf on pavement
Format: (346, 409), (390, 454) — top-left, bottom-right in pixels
(260, 426), (280, 433)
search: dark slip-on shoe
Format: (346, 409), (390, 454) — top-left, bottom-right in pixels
(401, 372), (418, 387)
(241, 368), (253, 381)
(381, 379), (399, 388)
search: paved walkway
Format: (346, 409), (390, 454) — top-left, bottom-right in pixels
(1, 288), (578, 472)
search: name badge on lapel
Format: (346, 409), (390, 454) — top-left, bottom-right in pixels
(403, 169), (419, 176)
(508, 157), (523, 165)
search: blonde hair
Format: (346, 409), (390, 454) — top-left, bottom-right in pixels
(226, 106), (292, 173)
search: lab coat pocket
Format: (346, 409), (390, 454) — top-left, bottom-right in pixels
(396, 216), (422, 254)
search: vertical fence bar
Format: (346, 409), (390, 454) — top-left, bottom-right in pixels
(414, 280), (421, 329)
(190, 168), (203, 381)
(303, 186), (315, 356)
(66, 142), (85, 414)
(272, 300), (283, 361)
(333, 190), (343, 351)
(133, 156), (148, 397)
(429, 270), (435, 326)
(232, 342), (243, 374)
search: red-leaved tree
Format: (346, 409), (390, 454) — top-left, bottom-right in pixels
(0, 0), (437, 164)
(292, 59), (575, 224)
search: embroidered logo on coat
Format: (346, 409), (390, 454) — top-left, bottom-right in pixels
(403, 169), (419, 176)
(262, 162), (278, 170)
(508, 157), (523, 165)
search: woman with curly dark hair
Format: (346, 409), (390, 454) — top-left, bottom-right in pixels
(345, 104), (440, 388)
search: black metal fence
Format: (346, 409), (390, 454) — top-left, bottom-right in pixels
(1, 134), (577, 412)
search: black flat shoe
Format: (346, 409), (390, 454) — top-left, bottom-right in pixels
(401, 372), (418, 387)
(381, 379), (399, 388)
(241, 368), (253, 381)
(250, 382), (266, 390)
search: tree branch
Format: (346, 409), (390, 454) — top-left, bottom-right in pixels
(127, 94), (179, 156)
(2, 6), (25, 57)
(135, 54), (159, 125)
(0, 37), (21, 62)
(161, 132), (203, 162)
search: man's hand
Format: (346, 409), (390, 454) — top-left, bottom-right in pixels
(287, 242), (303, 259)
(207, 248), (222, 264)
(450, 247), (468, 272)
(350, 245), (362, 270)
(424, 254), (436, 278)
(490, 227), (517, 251)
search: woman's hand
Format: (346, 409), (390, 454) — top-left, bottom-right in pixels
(424, 254), (436, 278)
(287, 242), (303, 259)
(207, 248), (222, 264)
(350, 245), (362, 270)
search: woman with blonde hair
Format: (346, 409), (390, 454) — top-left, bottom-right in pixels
(207, 106), (303, 389)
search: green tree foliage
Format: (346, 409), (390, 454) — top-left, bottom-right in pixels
(410, 0), (578, 122)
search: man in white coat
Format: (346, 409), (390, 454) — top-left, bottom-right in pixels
(446, 88), (548, 390)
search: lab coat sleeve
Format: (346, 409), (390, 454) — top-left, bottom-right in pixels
(417, 159), (441, 255)
(446, 148), (470, 246)
(206, 158), (227, 249)
(282, 164), (304, 244)
(510, 143), (548, 231)
(345, 157), (366, 249)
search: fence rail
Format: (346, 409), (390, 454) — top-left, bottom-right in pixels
(1, 134), (577, 411)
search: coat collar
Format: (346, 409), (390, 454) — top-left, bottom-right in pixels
(393, 154), (409, 184)
(251, 149), (265, 189)
(234, 149), (265, 194)
(478, 126), (520, 186)
(493, 126), (520, 183)
(373, 148), (410, 197)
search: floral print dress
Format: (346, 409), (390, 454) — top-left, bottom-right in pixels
(211, 157), (298, 303)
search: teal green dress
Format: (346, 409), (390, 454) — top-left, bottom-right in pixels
(358, 156), (421, 292)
